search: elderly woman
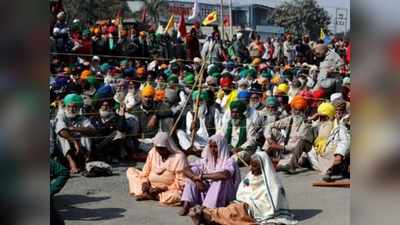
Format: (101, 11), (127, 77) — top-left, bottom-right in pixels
(188, 151), (298, 225)
(126, 132), (188, 206)
(179, 134), (241, 216)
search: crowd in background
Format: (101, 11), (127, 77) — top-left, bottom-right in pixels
(50, 9), (351, 225)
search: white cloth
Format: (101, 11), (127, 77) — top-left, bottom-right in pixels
(55, 112), (94, 156)
(177, 109), (223, 150)
(236, 151), (297, 224)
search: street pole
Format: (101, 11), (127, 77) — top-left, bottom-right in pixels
(229, 0), (233, 39)
(220, 0), (224, 41)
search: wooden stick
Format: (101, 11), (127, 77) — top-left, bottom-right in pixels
(168, 74), (200, 136)
(235, 153), (249, 167)
(312, 180), (350, 188)
(190, 62), (207, 147)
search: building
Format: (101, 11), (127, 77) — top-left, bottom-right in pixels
(165, 0), (284, 38)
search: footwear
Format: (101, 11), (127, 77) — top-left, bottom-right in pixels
(278, 164), (296, 174)
(178, 201), (191, 216)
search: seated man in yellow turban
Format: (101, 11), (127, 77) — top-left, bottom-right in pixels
(262, 95), (314, 173)
(307, 101), (350, 181)
(129, 85), (175, 160)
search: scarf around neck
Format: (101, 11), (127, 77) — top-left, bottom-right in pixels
(225, 116), (247, 148)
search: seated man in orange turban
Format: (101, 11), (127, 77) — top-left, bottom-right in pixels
(128, 85), (175, 160)
(262, 95), (314, 173)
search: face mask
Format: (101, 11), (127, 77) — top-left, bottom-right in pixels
(65, 109), (78, 119)
(99, 109), (114, 119)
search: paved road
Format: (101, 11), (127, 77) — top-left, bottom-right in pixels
(55, 163), (350, 225)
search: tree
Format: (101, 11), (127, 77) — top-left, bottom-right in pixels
(272, 0), (331, 40)
(62, 0), (132, 24)
(141, 0), (168, 26)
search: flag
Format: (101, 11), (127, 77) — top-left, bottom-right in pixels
(202, 11), (217, 26)
(141, 8), (147, 23)
(223, 15), (229, 27)
(178, 12), (187, 38)
(188, 0), (200, 21)
(320, 28), (325, 40)
(165, 15), (175, 32)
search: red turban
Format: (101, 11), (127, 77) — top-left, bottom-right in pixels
(312, 88), (326, 100)
(220, 77), (233, 88)
(290, 95), (307, 110)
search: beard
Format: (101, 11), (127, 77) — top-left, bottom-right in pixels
(65, 110), (78, 119)
(249, 101), (260, 109)
(99, 109), (114, 120)
(232, 118), (241, 126)
(194, 103), (207, 119)
(114, 91), (126, 103)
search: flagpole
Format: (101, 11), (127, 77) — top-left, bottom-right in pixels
(229, 0), (233, 39)
(220, 0), (224, 41)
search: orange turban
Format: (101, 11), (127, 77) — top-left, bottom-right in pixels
(290, 95), (307, 110)
(80, 70), (92, 80)
(136, 67), (146, 78)
(141, 85), (156, 97)
(154, 89), (166, 102)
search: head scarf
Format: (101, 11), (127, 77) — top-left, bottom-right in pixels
(251, 58), (262, 66)
(238, 79), (249, 88)
(318, 102), (336, 119)
(64, 93), (83, 106)
(220, 77), (233, 88)
(290, 95), (307, 110)
(266, 96), (278, 107)
(236, 151), (297, 225)
(230, 100), (247, 114)
(167, 74), (178, 84)
(192, 90), (209, 101)
(312, 88), (326, 99)
(80, 70), (92, 80)
(152, 132), (187, 174)
(211, 72), (221, 79)
(277, 83), (289, 94)
(201, 134), (232, 173)
(141, 85), (156, 97)
(184, 73), (195, 86)
(136, 67), (146, 78)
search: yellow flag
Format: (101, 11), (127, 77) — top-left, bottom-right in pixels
(202, 11), (217, 26)
(320, 28), (325, 40)
(165, 15), (175, 32)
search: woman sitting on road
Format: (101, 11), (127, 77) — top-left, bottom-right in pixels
(126, 132), (188, 206)
(179, 134), (241, 216)
(188, 151), (298, 225)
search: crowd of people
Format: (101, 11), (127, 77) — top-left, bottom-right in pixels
(50, 9), (351, 225)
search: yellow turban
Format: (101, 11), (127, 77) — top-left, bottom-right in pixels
(317, 102), (336, 119)
(141, 85), (156, 97)
(251, 58), (262, 66)
(277, 83), (289, 94)
(271, 75), (281, 84)
(290, 95), (307, 110)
